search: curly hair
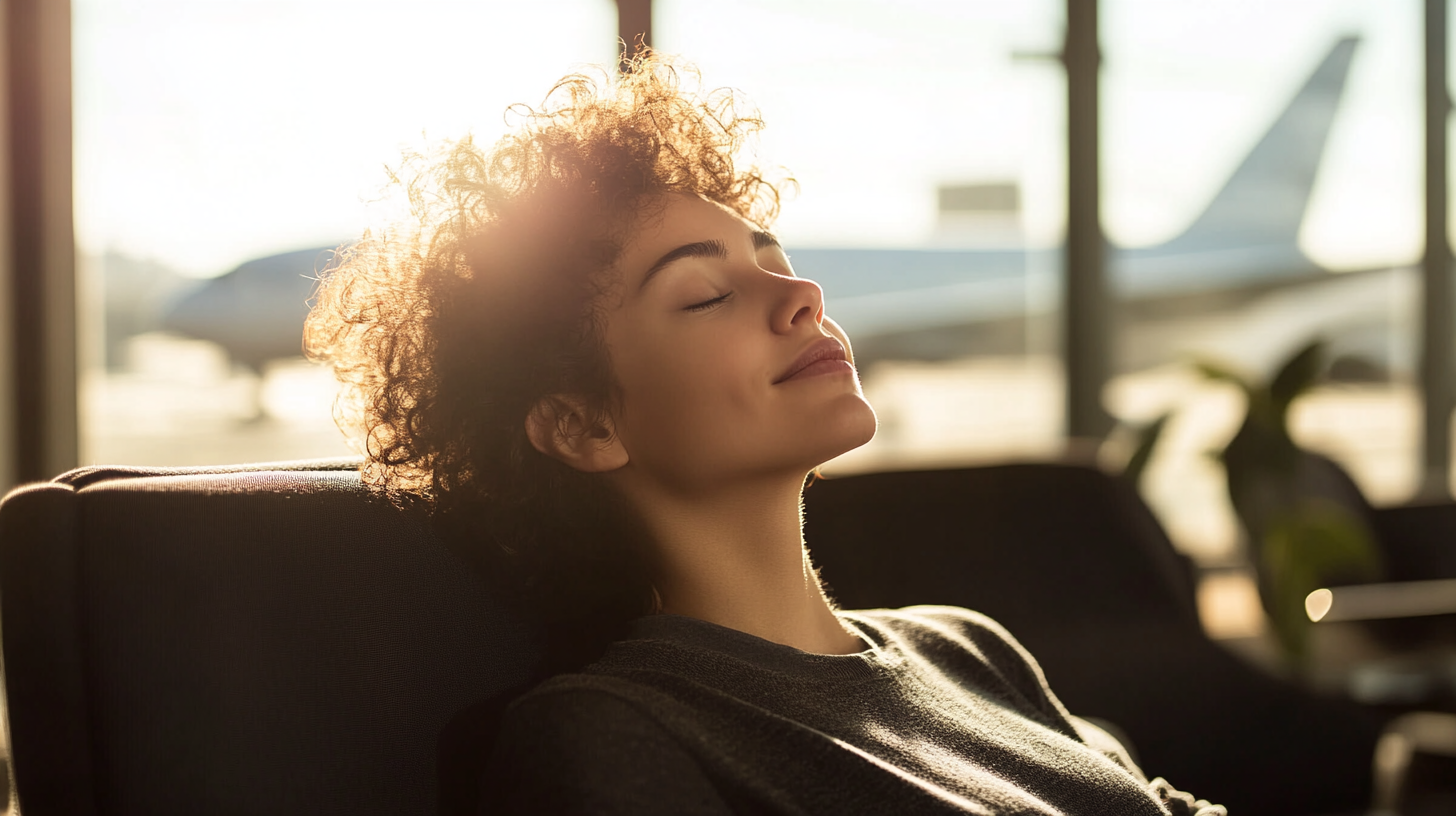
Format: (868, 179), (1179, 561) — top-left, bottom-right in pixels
(305, 54), (788, 669)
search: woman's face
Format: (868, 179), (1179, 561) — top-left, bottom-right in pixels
(600, 194), (877, 494)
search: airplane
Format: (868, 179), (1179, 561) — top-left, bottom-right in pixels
(158, 37), (1381, 382)
(158, 246), (345, 373)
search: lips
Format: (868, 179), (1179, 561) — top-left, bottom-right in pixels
(775, 337), (851, 384)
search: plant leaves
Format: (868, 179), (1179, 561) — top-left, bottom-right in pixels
(1269, 339), (1325, 416)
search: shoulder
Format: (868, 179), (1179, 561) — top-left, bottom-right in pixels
(849, 606), (1149, 781)
(849, 605), (1064, 714)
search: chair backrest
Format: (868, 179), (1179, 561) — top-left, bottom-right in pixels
(804, 461), (1383, 816)
(0, 460), (542, 816)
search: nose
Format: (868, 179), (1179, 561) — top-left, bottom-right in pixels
(771, 275), (825, 335)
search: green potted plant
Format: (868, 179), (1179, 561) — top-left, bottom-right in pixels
(1123, 340), (1383, 667)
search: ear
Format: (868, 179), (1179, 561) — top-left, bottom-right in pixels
(525, 395), (629, 473)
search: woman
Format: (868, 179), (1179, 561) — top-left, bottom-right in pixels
(306, 54), (1224, 815)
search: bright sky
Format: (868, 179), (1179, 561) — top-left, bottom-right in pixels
(74, 0), (1422, 278)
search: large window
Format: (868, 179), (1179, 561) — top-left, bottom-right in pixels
(68, 2), (1445, 598)
(74, 0), (617, 466)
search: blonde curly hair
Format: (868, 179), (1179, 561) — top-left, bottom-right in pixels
(305, 54), (788, 667)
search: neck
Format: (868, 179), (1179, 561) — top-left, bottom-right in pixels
(615, 471), (862, 655)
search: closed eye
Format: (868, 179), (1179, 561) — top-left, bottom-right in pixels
(685, 292), (733, 312)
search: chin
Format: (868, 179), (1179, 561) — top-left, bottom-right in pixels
(811, 394), (878, 464)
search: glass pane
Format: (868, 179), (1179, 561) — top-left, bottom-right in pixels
(74, 0), (616, 466)
(658, 0), (1066, 472)
(1102, 1), (1422, 639)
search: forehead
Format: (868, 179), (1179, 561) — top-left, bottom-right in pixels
(619, 194), (752, 261)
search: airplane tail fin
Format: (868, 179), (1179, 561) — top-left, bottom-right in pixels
(1162, 37), (1359, 251)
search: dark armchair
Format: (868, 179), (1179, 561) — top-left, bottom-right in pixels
(0, 458), (1389, 815)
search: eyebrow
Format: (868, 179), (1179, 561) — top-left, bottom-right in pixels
(638, 240), (728, 291)
(637, 231), (784, 291)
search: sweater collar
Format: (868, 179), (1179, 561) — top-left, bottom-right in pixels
(598, 611), (901, 683)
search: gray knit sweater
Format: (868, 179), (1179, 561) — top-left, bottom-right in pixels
(488, 606), (1224, 815)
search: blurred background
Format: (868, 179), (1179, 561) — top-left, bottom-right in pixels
(3, 0), (1455, 681)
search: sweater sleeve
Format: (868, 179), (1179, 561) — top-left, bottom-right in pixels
(482, 686), (735, 816)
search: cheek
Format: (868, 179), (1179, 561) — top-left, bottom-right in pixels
(610, 330), (763, 453)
